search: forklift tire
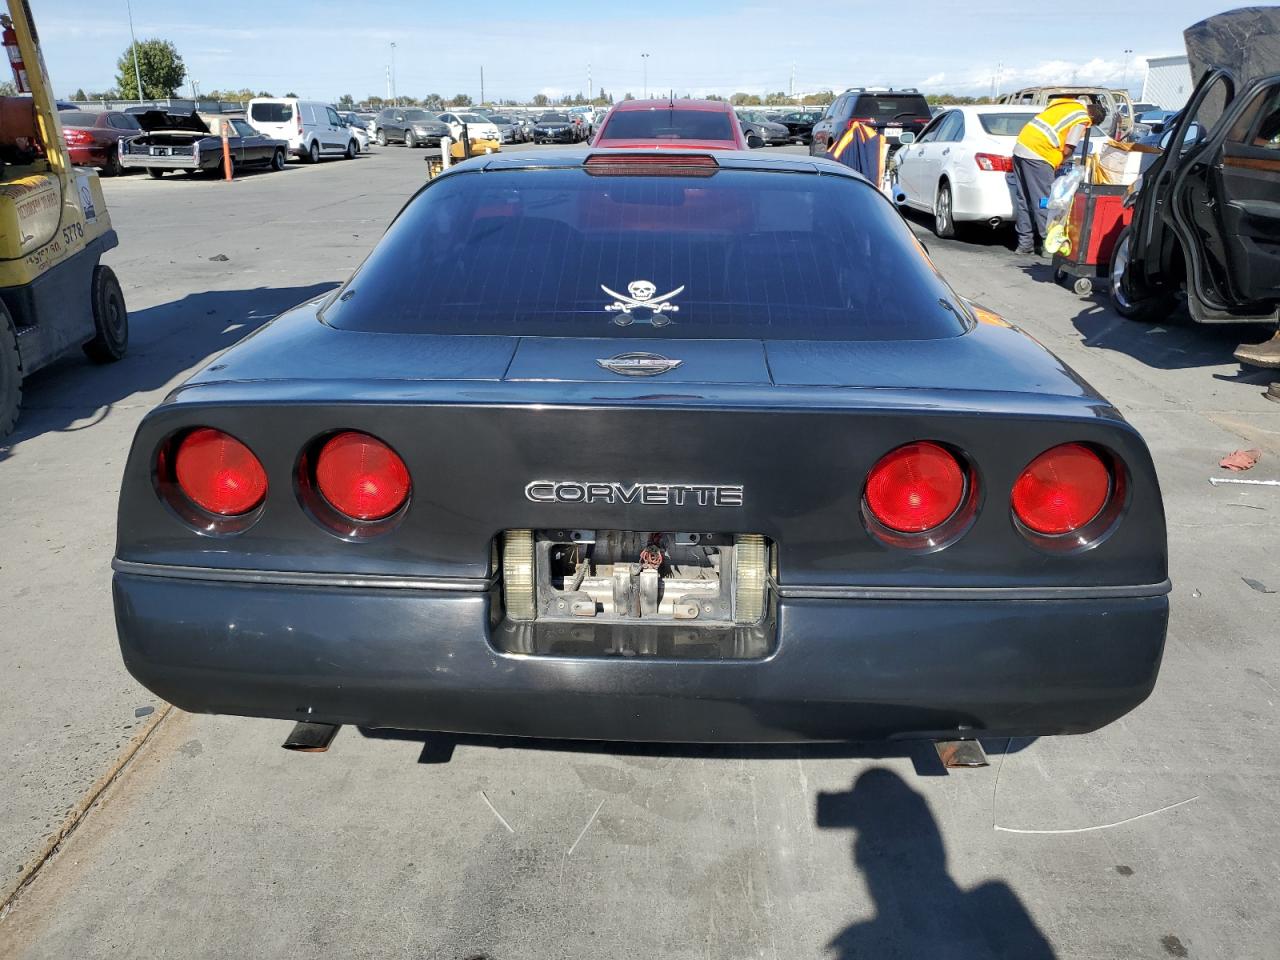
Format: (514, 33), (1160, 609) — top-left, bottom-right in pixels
(0, 304), (21, 439)
(147, 168), (164, 179)
(83, 265), (128, 364)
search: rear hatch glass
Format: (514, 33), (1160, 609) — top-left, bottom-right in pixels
(600, 109), (735, 141)
(322, 166), (966, 342)
(852, 96), (930, 122)
(249, 102), (294, 131)
(978, 112), (1037, 136)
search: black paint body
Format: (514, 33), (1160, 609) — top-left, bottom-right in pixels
(112, 151), (1170, 743)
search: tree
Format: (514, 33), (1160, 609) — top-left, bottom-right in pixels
(116, 39), (186, 99)
(622, 91), (635, 101)
(285, 91), (299, 98)
(532, 93), (550, 107)
(730, 92), (762, 106)
(337, 94), (354, 110)
(449, 93), (473, 107)
(71, 87), (88, 101)
(704, 93), (725, 102)
(807, 89), (836, 106)
(0, 81), (16, 98)
(764, 90), (789, 105)
(422, 93), (444, 111)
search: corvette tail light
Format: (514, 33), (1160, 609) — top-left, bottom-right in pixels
(975, 153), (1013, 172)
(173, 427), (268, 516)
(864, 442), (966, 534)
(314, 431), (410, 521)
(1012, 443), (1111, 536)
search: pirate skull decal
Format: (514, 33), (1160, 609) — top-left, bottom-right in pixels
(601, 279), (685, 325)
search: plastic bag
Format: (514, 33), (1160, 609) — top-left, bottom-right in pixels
(1046, 167), (1084, 219)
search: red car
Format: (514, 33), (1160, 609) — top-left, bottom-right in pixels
(58, 109), (142, 176)
(592, 98), (751, 151)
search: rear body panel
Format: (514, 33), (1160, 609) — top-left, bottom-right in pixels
(112, 153), (1168, 743)
(114, 299), (1168, 742)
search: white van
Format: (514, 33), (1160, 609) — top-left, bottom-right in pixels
(246, 98), (359, 163)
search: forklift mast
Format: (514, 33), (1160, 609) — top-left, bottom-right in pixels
(1, 0), (72, 174)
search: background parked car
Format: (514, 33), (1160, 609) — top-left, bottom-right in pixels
(996, 86), (1134, 139)
(591, 99), (748, 150)
(373, 108), (449, 147)
(437, 112), (503, 145)
(57, 109), (140, 176)
(530, 112), (578, 144)
(809, 87), (933, 154)
(246, 98), (358, 163)
(738, 110), (790, 145)
(779, 110), (822, 144)
(485, 113), (523, 143)
(893, 105), (1038, 238)
(120, 110), (288, 178)
(337, 111), (371, 151)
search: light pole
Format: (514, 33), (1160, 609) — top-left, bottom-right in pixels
(641, 53), (649, 99)
(390, 42), (397, 105)
(1121, 48), (1133, 93)
(124, 0), (144, 103)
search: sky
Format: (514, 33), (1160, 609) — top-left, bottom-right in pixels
(38, 0), (1228, 102)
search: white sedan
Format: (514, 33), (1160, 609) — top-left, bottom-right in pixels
(437, 112), (502, 144)
(892, 105), (1038, 238)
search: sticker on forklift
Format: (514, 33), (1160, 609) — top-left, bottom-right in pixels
(75, 174), (97, 223)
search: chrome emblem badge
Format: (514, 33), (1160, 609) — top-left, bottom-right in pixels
(601, 279), (684, 326)
(596, 352), (684, 377)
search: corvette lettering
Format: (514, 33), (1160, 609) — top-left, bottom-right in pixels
(525, 481), (744, 507)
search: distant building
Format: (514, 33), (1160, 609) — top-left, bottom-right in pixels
(1142, 55), (1192, 110)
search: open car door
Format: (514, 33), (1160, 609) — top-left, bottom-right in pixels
(1174, 76), (1280, 320)
(1214, 82), (1280, 305)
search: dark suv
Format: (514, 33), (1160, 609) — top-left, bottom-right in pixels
(809, 88), (932, 155)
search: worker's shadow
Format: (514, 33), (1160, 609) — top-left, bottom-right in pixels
(820, 767), (1057, 960)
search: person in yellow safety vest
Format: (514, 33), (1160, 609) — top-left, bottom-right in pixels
(1008, 100), (1106, 255)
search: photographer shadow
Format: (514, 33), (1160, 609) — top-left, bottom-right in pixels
(820, 767), (1056, 960)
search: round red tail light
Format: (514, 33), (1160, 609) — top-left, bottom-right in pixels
(1012, 443), (1111, 536)
(174, 428), (268, 516)
(315, 431), (411, 521)
(864, 442), (966, 533)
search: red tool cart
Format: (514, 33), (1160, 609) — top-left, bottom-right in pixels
(1051, 180), (1132, 296)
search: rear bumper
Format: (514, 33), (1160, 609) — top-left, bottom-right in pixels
(120, 153), (205, 171)
(67, 144), (111, 166)
(113, 568), (1168, 743)
(952, 171), (1016, 222)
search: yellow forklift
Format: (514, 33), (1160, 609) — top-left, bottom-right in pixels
(0, 0), (126, 437)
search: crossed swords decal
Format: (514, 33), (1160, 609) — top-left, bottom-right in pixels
(601, 280), (685, 325)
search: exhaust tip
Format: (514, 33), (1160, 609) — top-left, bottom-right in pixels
(282, 721), (341, 752)
(934, 739), (989, 769)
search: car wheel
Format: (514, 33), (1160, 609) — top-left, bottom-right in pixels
(376, 128), (387, 146)
(271, 148), (286, 171)
(932, 181), (957, 239)
(405, 130), (416, 149)
(344, 139), (356, 159)
(83, 265), (128, 364)
(101, 152), (122, 177)
(1108, 227), (1169, 322)
(0, 302), (21, 439)
(146, 168), (164, 179)
(308, 140), (320, 164)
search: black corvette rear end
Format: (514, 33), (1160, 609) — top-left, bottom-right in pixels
(112, 150), (1168, 743)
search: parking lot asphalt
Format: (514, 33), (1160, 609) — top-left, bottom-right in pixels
(1, 143), (1278, 960)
